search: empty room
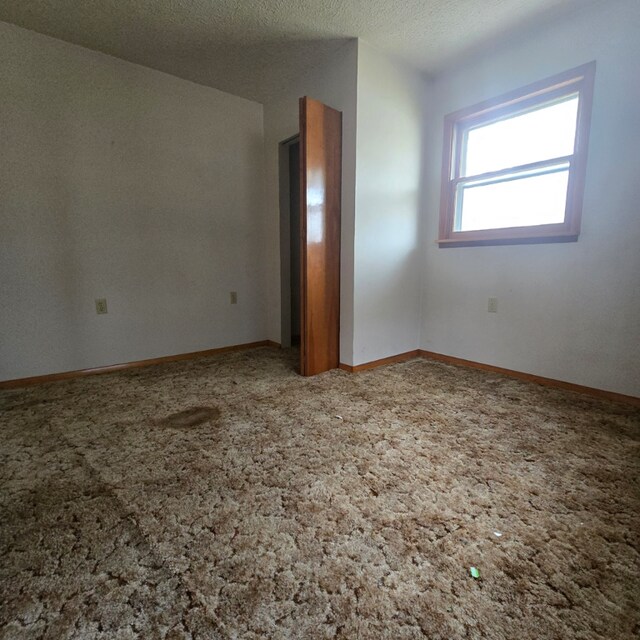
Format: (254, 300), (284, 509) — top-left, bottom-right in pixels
(1, 0), (639, 638)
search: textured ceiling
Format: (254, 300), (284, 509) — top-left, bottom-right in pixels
(0, 0), (592, 102)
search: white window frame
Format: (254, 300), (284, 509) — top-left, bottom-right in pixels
(438, 62), (596, 247)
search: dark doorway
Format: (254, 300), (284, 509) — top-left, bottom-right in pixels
(288, 140), (301, 347)
(278, 134), (301, 353)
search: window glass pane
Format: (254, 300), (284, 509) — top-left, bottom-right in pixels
(462, 95), (579, 177)
(456, 169), (570, 232)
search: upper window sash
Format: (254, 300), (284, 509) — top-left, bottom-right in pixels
(456, 93), (579, 180)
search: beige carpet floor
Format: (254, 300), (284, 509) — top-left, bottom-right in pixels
(1, 347), (639, 639)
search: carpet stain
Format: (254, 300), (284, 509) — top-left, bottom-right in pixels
(157, 405), (221, 428)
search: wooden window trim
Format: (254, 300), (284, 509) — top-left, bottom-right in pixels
(438, 62), (596, 248)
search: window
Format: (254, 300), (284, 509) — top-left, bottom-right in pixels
(438, 62), (596, 247)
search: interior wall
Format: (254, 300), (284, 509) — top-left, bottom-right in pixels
(262, 40), (358, 365)
(352, 42), (425, 365)
(0, 22), (267, 381)
(419, 0), (640, 396)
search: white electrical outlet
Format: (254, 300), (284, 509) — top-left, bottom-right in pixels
(230, 291), (238, 305)
(95, 298), (108, 314)
(488, 297), (498, 313)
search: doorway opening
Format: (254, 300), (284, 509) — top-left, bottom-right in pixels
(279, 134), (301, 353)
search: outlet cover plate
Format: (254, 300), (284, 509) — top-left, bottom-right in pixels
(95, 298), (108, 314)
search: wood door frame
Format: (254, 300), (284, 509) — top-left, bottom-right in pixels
(278, 133), (300, 350)
(299, 97), (342, 376)
(278, 97), (342, 376)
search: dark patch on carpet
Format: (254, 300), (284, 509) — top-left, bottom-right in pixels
(157, 406), (220, 428)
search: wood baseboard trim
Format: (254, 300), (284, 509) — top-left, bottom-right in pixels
(0, 340), (277, 390)
(4, 339), (635, 406)
(418, 350), (640, 407)
(339, 350), (420, 373)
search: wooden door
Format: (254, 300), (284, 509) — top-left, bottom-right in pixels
(299, 97), (342, 376)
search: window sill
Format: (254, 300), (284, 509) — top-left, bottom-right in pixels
(438, 231), (579, 248)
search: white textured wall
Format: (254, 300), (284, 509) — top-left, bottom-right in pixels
(419, 0), (640, 396)
(262, 40), (358, 364)
(352, 42), (424, 365)
(0, 22), (266, 381)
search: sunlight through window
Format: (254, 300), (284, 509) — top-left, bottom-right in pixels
(438, 63), (595, 246)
